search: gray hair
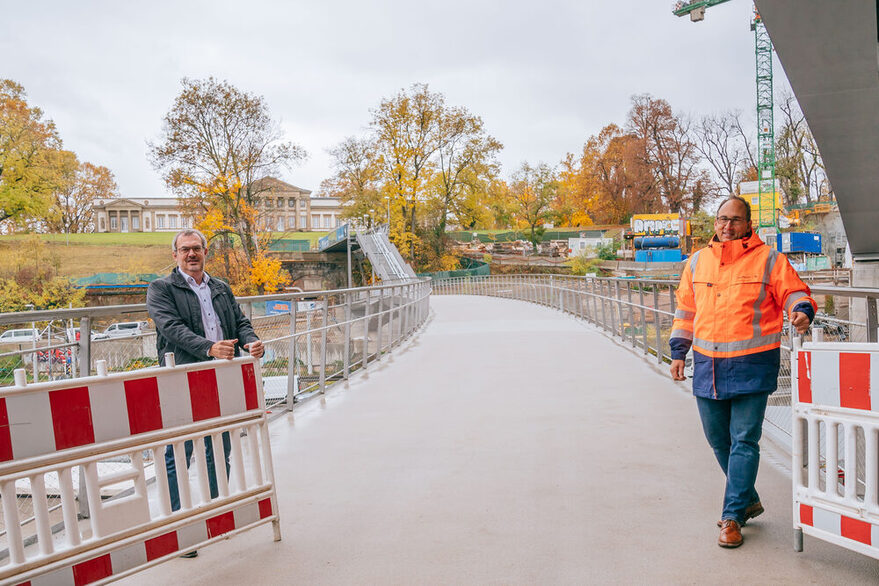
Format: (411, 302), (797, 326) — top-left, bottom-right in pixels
(172, 228), (208, 252)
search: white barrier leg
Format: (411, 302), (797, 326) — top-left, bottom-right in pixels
(1, 480), (25, 564)
(193, 437), (212, 505)
(152, 446), (173, 517)
(229, 430), (247, 493)
(59, 466), (82, 547)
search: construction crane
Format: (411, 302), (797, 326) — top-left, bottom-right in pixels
(672, 1), (778, 234)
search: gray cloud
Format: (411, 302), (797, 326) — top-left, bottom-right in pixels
(2, 0), (771, 198)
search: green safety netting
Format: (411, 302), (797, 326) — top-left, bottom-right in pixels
(418, 257), (490, 279)
(448, 229), (607, 243)
(267, 239), (312, 252)
(75, 273), (162, 286)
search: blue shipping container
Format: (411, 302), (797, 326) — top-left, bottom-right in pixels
(777, 232), (822, 254)
(635, 249), (683, 263)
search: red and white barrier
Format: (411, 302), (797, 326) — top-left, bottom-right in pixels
(792, 341), (879, 560)
(0, 357), (280, 585)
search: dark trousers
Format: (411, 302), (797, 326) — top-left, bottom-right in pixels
(165, 432), (232, 511)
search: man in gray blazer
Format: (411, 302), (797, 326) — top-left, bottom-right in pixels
(147, 228), (264, 556)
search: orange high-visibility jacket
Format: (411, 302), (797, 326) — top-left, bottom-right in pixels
(671, 232), (816, 359)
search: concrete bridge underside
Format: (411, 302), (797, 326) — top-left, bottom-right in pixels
(126, 296), (877, 584)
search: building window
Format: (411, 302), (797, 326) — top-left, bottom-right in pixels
(169, 215), (177, 229)
(312, 214), (319, 228)
(287, 216), (296, 229)
(300, 214), (306, 228)
(156, 215), (165, 229)
(132, 215), (140, 230)
(323, 215), (331, 228)
(110, 216), (118, 231)
(288, 198), (295, 208)
(265, 199), (272, 208)
(275, 216), (284, 231)
(277, 198), (284, 208)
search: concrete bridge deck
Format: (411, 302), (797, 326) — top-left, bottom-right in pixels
(125, 296), (878, 584)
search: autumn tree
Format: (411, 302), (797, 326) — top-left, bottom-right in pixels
(326, 84), (501, 269)
(559, 124), (657, 225)
(149, 77), (306, 290)
(428, 104), (502, 255)
(0, 80), (67, 228)
(508, 162), (558, 249)
(321, 136), (383, 223)
(626, 94), (701, 213)
(46, 161), (119, 234)
(368, 83), (443, 259)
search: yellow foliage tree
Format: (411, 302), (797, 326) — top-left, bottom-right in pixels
(248, 253), (288, 294)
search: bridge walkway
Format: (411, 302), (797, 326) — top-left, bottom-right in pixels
(125, 296), (878, 584)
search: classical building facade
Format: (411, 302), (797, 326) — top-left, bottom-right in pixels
(93, 178), (342, 233)
(92, 198), (190, 233)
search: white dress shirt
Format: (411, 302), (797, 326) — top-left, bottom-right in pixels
(183, 272), (224, 355)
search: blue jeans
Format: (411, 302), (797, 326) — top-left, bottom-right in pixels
(165, 433), (231, 511)
(695, 392), (770, 525)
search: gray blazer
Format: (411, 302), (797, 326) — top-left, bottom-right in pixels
(146, 268), (258, 365)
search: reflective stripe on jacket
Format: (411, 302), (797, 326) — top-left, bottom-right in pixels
(671, 232), (816, 358)
(669, 232), (817, 399)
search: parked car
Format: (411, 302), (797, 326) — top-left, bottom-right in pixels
(0, 328), (41, 344)
(65, 328), (110, 343)
(103, 321), (150, 338)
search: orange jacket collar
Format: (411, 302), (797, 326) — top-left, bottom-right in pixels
(707, 231), (764, 264)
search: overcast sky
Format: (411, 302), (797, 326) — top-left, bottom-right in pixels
(3, 0), (786, 199)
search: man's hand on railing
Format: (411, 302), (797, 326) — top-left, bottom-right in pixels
(209, 339), (239, 360)
(244, 340), (265, 359)
(791, 311), (811, 335)
(670, 359), (686, 381)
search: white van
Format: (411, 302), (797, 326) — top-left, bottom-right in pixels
(103, 321), (149, 338)
(0, 328), (41, 343)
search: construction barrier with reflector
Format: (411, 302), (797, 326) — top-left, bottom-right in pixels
(792, 340), (879, 560)
(0, 355), (280, 585)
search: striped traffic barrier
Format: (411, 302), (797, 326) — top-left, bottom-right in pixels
(792, 341), (879, 560)
(0, 356), (280, 585)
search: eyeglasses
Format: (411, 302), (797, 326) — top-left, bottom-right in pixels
(715, 216), (747, 226)
(176, 246), (204, 254)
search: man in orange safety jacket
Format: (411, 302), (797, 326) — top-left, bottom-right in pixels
(669, 196), (815, 549)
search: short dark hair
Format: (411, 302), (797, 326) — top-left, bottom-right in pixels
(717, 196), (751, 223)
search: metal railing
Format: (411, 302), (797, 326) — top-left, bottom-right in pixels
(432, 274), (879, 454)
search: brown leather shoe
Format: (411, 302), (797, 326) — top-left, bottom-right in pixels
(718, 520), (743, 548)
(717, 501), (764, 527)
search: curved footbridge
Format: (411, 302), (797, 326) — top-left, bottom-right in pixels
(126, 295), (878, 584)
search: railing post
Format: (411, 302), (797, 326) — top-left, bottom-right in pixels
(868, 295), (878, 343)
(613, 280), (622, 339)
(78, 316), (91, 378)
(362, 290), (371, 369)
(306, 309), (313, 375)
(639, 285), (648, 355)
(319, 295), (328, 394)
(376, 289), (384, 361)
(626, 281), (635, 347)
(287, 298), (298, 410)
(343, 292), (351, 380)
(654, 287), (663, 364)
